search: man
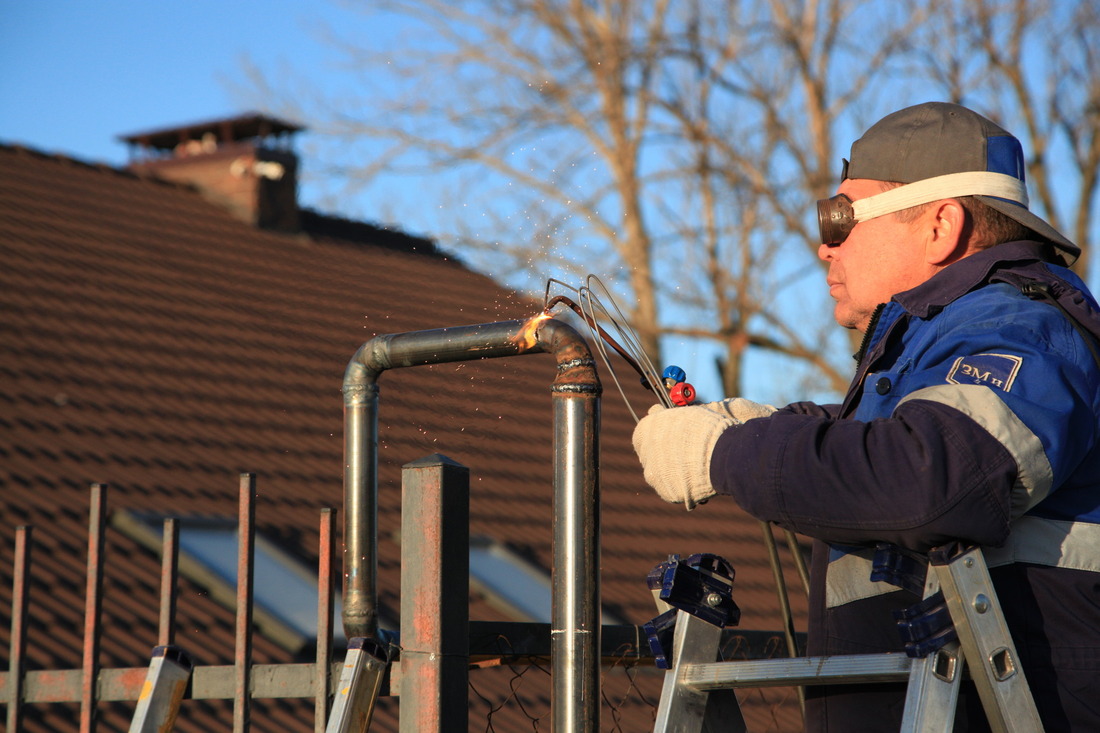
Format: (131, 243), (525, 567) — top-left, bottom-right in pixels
(632, 102), (1100, 731)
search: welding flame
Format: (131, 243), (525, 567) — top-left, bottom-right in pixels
(516, 311), (553, 350)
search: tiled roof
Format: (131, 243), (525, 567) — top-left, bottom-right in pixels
(0, 142), (806, 731)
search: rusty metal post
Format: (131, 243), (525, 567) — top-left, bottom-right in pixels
(158, 519), (180, 647)
(315, 507), (336, 733)
(399, 454), (470, 733)
(234, 473), (256, 733)
(7, 525), (31, 732)
(81, 483), (107, 733)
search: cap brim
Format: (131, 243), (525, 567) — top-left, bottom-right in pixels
(976, 195), (1080, 266)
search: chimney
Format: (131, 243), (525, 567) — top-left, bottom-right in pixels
(121, 114), (304, 232)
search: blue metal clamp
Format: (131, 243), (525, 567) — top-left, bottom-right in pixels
(644, 553), (741, 669)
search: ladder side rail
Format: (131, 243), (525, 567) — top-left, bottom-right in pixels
(899, 569), (965, 733)
(653, 610), (747, 733)
(128, 646), (193, 733)
(325, 639), (390, 733)
(932, 547), (1042, 733)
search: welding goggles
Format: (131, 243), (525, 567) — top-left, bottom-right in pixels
(817, 194), (857, 246)
(815, 171), (1030, 247)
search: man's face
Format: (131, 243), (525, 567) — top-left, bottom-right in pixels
(818, 178), (934, 333)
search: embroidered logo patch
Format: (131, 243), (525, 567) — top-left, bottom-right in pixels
(946, 353), (1023, 392)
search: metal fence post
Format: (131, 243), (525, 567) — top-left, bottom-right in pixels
(234, 473), (256, 733)
(7, 525), (31, 732)
(316, 508), (337, 733)
(81, 484), (107, 733)
(399, 454), (469, 733)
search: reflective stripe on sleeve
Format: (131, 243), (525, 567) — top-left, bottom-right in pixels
(825, 548), (903, 608)
(985, 515), (1100, 572)
(898, 384), (1053, 518)
(825, 517), (1100, 609)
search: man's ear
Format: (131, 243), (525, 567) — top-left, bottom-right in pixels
(925, 198), (968, 265)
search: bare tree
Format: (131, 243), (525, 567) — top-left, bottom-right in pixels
(658, 0), (929, 392)
(906, 0), (1100, 278)
(253, 0), (1099, 401)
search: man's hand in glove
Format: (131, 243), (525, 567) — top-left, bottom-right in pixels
(631, 398), (777, 510)
(706, 397), (778, 422)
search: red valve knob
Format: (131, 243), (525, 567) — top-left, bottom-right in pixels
(669, 382), (696, 406)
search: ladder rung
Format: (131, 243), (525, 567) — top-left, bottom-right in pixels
(678, 653), (913, 690)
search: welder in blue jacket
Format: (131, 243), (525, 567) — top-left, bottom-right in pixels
(632, 102), (1100, 731)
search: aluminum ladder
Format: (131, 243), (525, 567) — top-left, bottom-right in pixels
(650, 544), (1042, 733)
(325, 636), (393, 733)
(127, 645), (194, 733)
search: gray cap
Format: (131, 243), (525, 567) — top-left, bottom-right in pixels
(845, 102), (1078, 264)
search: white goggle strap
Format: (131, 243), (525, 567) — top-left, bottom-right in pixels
(851, 171), (1029, 222)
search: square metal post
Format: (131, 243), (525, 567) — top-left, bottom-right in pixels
(399, 454), (469, 733)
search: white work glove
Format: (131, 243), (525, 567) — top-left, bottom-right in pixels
(632, 398), (778, 510)
(704, 397), (778, 422)
(632, 403), (738, 510)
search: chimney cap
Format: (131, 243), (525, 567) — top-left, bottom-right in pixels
(118, 113), (305, 152)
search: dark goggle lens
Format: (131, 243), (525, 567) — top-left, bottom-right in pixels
(817, 194), (855, 246)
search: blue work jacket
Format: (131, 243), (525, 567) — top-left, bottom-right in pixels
(710, 241), (1100, 731)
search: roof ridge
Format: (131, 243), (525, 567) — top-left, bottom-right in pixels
(0, 142), (452, 260)
(0, 140), (200, 193)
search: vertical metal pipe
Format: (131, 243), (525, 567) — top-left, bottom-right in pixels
(342, 379), (379, 639)
(547, 330), (601, 733)
(315, 507), (336, 733)
(234, 473), (256, 733)
(399, 454), (470, 733)
(7, 525), (31, 733)
(158, 518), (180, 647)
(81, 483), (106, 733)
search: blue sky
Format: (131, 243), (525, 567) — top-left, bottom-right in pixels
(1, 2), (347, 178)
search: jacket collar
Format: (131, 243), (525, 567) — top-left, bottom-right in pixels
(891, 240), (1050, 319)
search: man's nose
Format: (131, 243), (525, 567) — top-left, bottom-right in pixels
(818, 243), (836, 262)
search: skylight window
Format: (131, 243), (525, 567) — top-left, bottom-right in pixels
(112, 510), (350, 654)
(469, 536), (554, 623)
(175, 522), (344, 645)
(467, 535), (623, 625)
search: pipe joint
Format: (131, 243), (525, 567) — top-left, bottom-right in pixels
(556, 357), (598, 373)
(535, 319), (602, 397)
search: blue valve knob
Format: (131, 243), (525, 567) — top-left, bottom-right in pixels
(662, 365), (687, 384)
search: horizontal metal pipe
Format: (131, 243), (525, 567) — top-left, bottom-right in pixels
(344, 319), (544, 388)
